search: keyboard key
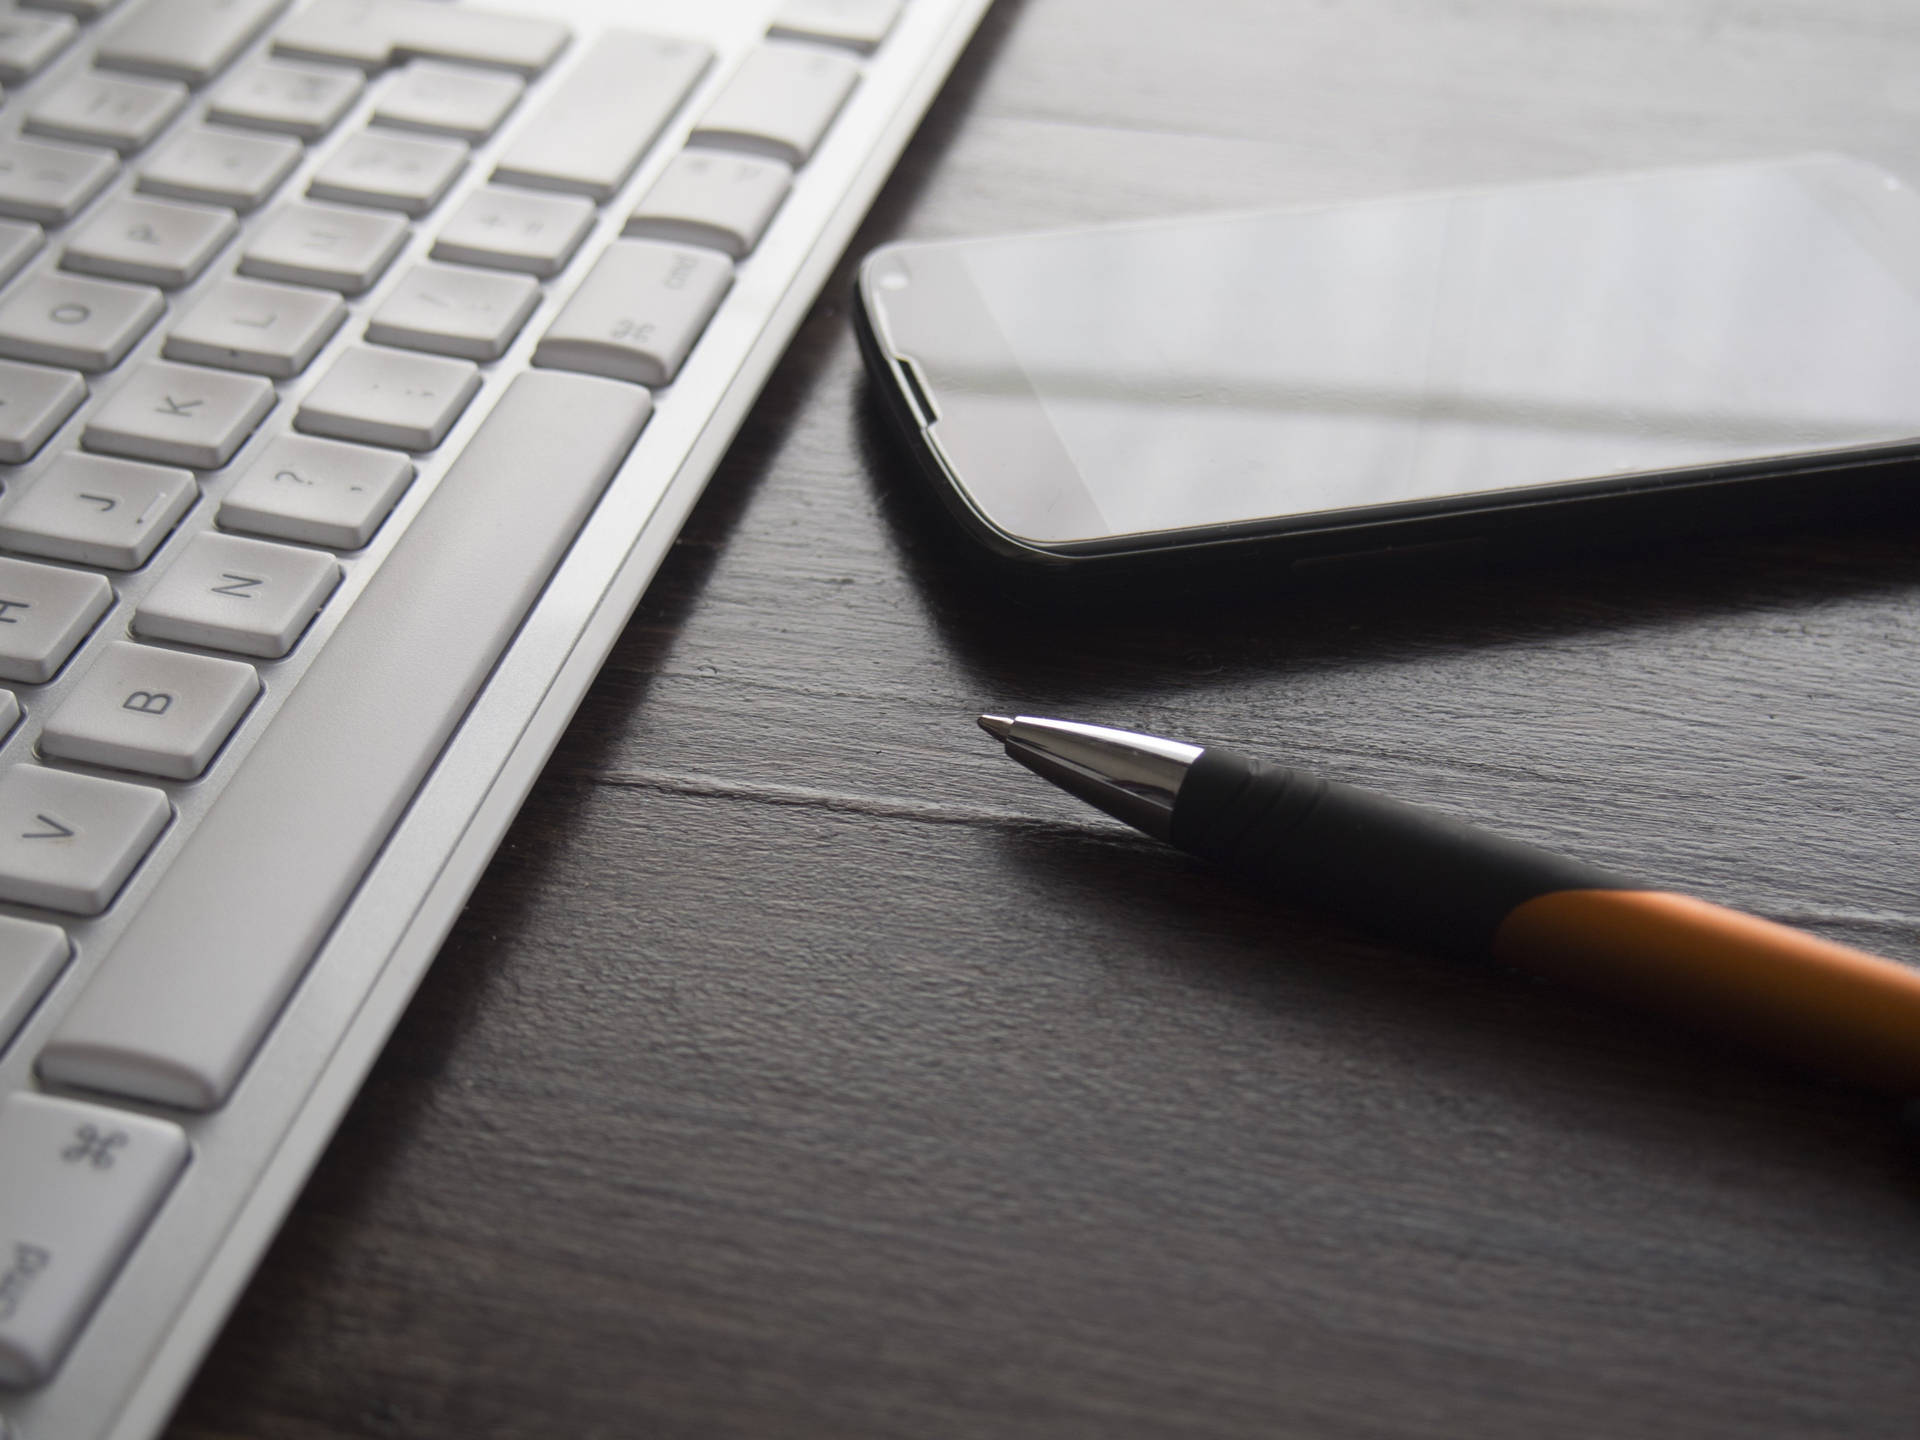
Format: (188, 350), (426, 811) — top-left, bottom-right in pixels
(0, 453), (196, 568)
(26, 71), (188, 154)
(42, 370), (650, 1109)
(493, 31), (712, 201)
(0, 555), (113, 682)
(0, 765), (170, 913)
(365, 261), (538, 361)
(0, 1093), (188, 1386)
(208, 57), (363, 139)
(0, 10), (75, 83)
(535, 239), (732, 387)
(134, 531), (338, 657)
(138, 126), (301, 212)
(42, 640), (258, 779)
(273, 0), (570, 77)
(19, 0), (126, 16)
(0, 916), (68, 1044)
(430, 185), (591, 278)
(0, 220), (43, 288)
(62, 196), (238, 288)
(84, 361), (274, 469)
(0, 359), (85, 464)
(769, 0), (903, 53)
(307, 129), (466, 216)
(0, 137), (117, 226)
(219, 434), (412, 548)
(164, 275), (345, 377)
(296, 344), (479, 450)
(625, 150), (792, 258)
(95, 0), (281, 86)
(692, 42), (860, 167)
(238, 199), (407, 293)
(374, 59), (522, 141)
(0, 274), (165, 373)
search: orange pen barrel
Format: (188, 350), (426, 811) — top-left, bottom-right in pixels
(1170, 746), (1920, 1092)
(1494, 890), (1920, 1093)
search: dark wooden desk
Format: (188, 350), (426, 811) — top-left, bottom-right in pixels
(171, 3), (1920, 1436)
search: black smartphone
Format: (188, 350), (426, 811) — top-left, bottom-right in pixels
(855, 154), (1920, 567)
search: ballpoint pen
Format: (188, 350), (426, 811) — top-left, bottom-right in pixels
(978, 713), (1920, 1093)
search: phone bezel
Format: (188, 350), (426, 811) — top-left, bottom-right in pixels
(856, 155), (1920, 567)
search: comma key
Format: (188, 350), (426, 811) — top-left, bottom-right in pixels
(0, 1093), (188, 1388)
(0, 764), (170, 914)
(218, 433), (413, 548)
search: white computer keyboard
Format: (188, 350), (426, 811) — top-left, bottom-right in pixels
(0, 0), (992, 1434)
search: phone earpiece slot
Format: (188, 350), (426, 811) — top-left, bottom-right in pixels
(896, 356), (941, 428)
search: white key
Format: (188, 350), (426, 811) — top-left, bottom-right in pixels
(0, 138), (117, 226)
(0, 556), (113, 682)
(18, 0), (124, 15)
(692, 43), (859, 168)
(535, 239), (732, 387)
(272, 0), (569, 76)
(138, 125), (300, 212)
(0, 220), (43, 289)
(95, 0), (281, 86)
(0, 274), (164, 373)
(134, 531), (338, 657)
(219, 434), (411, 548)
(374, 59), (522, 141)
(21, 0), (128, 18)
(0, 359), (84, 464)
(0, 453), (195, 569)
(42, 371), (649, 1110)
(769, 0), (902, 52)
(307, 129), (465, 217)
(43, 640), (258, 779)
(296, 344), (478, 451)
(493, 31), (712, 201)
(0, 916), (67, 1043)
(83, 360), (274, 469)
(209, 57), (363, 139)
(0, 1093), (188, 1386)
(239, 199), (407, 293)
(625, 150), (792, 259)
(26, 71), (187, 154)
(62, 196), (237, 288)
(430, 185), (591, 278)
(0, 10), (75, 83)
(0, 766), (170, 913)
(165, 275), (344, 377)
(365, 261), (537, 361)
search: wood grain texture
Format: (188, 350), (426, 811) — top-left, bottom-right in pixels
(170, 2), (1920, 1437)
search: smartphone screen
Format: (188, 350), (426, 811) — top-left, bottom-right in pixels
(862, 156), (1920, 551)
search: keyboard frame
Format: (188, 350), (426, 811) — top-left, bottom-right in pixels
(0, 1), (995, 1436)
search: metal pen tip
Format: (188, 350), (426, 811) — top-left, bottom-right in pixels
(977, 713), (1015, 740)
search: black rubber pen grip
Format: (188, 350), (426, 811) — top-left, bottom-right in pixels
(1168, 747), (1631, 958)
